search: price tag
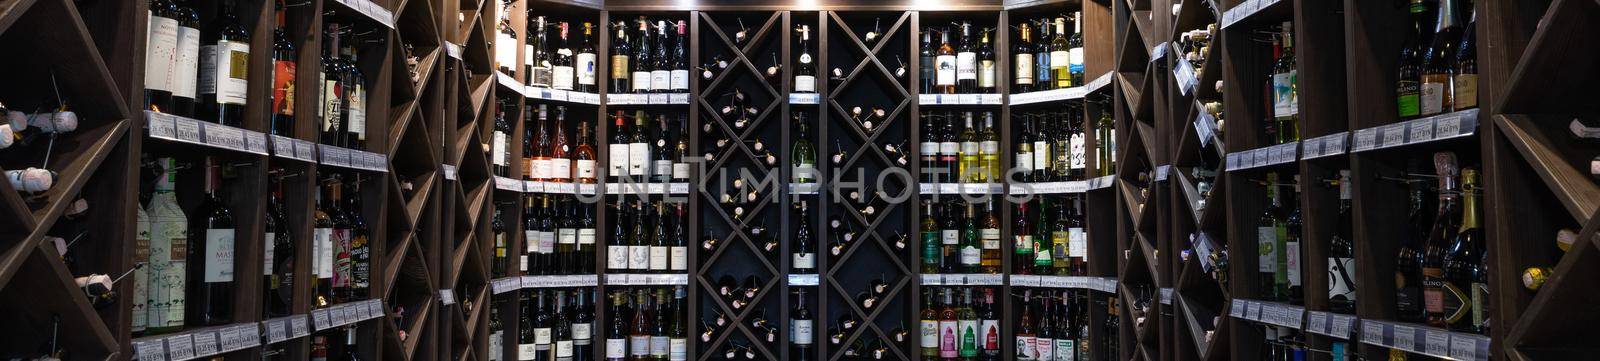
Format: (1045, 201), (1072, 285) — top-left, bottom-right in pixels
(202, 123), (244, 150)
(1353, 128), (1378, 151)
(147, 111), (177, 139)
(362, 301), (379, 319)
(669, 93), (690, 104)
(237, 324), (262, 348)
(271, 135), (295, 158)
(1249, 301), (1264, 320)
(1424, 329), (1450, 356)
(174, 116), (202, 142)
(134, 340), (166, 361)
(1331, 315), (1352, 339)
(1287, 306), (1305, 328)
(1449, 335), (1478, 361)
(329, 306), (349, 326)
(166, 334), (196, 360)
(1254, 148), (1270, 167)
(1409, 119), (1435, 143)
(1393, 325), (1416, 352)
(578, 183), (598, 195)
(1381, 123), (1408, 148)
(192, 330), (220, 354)
(921, 274), (944, 285)
(294, 140), (316, 162)
(1361, 322), (1384, 345)
(313, 309), (331, 330)
(440, 289), (456, 305)
(266, 319), (288, 343)
(919, 94), (937, 104)
(290, 316), (310, 337)
(1307, 311), (1328, 334)
(646, 183), (667, 194)
(649, 94), (669, 104)
(217, 327), (242, 352)
(1226, 152), (1241, 171)
(1088, 72), (1113, 91)
(343, 303), (361, 323)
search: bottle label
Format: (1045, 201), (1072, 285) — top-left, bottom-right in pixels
(628, 143), (650, 176)
(1034, 141), (1051, 171)
(1471, 282), (1488, 329)
(558, 228), (577, 245)
(1069, 47), (1085, 73)
(607, 245), (628, 270)
(1274, 71), (1298, 117)
(1329, 257), (1356, 303)
(314, 228), (334, 277)
(1050, 50), (1069, 69)
(332, 229), (352, 287)
(531, 65), (552, 88)
(1069, 134), (1086, 170)
(1015, 235), (1034, 253)
(145, 15), (179, 93)
(348, 84), (366, 140)
(535, 328), (552, 345)
(921, 320), (939, 346)
(551, 158), (571, 180)
(572, 323), (591, 340)
(630, 336), (650, 356)
(202, 229), (235, 283)
(793, 319), (814, 344)
(1015, 54), (1035, 85)
(608, 144), (630, 176)
(518, 344), (538, 360)
(579, 229), (596, 245)
(961, 246), (980, 266)
(1016, 152), (1034, 172)
(577, 53), (598, 85)
(611, 56), (630, 81)
(795, 75), (816, 93)
(980, 320), (998, 351)
(1423, 267), (1445, 313)
(1069, 228), (1087, 258)
(962, 141), (980, 159)
(553, 66), (575, 90)
(650, 336), (669, 356)
(935, 55), (957, 86)
(921, 141), (940, 156)
(939, 320), (957, 357)
(669, 338), (687, 361)
(263, 233), (275, 275)
(577, 159), (597, 180)
(1286, 241), (1302, 286)
(670, 246), (688, 270)
(1442, 278), (1470, 324)
(1256, 227), (1277, 272)
(1454, 74), (1478, 110)
(605, 339), (626, 358)
(1016, 336), (1036, 359)
(489, 331), (503, 361)
(651, 70), (671, 91)
(981, 229), (1001, 249)
(942, 230), (959, 245)
(525, 44), (535, 68)
(1396, 80), (1420, 118)
(979, 60), (996, 88)
(273, 61), (296, 116)
(492, 131), (508, 166)
(520, 255), (528, 271)
(1036, 337), (1054, 361)
(556, 340), (574, 357)
(1058, 340), (1075, 361)
(172, 26), (201, 99)
(526, 231), (545, 253)
(1419, 76), (1447, 115)
(957, 52), (977, 80)
(1052, 231), (1070, 264)
(199, 41), (251, 105)
(322, 78), (342, 132)
(495, 33), (517, 70)
(1035, 240), (1053, 266)
(650, 246), (669, 270)
(959, 319), (977, 357)
(672, 162), (690, 180)
(793, 252), (815, 269)
(633, 71), (652, 91)
(654, 160), (673, 179)
(629, 245), (650, 270)
(671, 70), (690, 90)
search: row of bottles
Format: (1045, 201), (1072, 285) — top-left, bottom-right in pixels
(492, 104), (603, 182)
(486, 288), (601, 361)
(1012, 107), (1087, 183)
(1010, 13), (1086, 93)
(492, 193), (599, 277)
(1012, 289), (1094, 361)
(144, 0), (377, 150)
(1011, 195), (1088, 276)
(605, 200), (690, 274)
(608, 17), (691, 94)
(917, 286), (1001, 360)
(607, 287), (689, 361)
(917, 111), (1000, 184)
(135, 157), (373, 336)
(919, 200), (1003, 274)
(607, 110), (692, 183)
(919, 22), (1000, 94)
(915, 195), (1089, 276)
(1396, 0), (1478, 120)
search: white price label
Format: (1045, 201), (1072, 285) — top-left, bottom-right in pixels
(1409, 119), (1435, 143)
(1436, 114), (1463, 137)
(1353, 128), (1378, 151)
(267, 319), (288, 343)
(1449, 335), (1479, 361)
(1424, 330), (1449, 357)
(440, 289), (456, 305)
(669, 93), (690, 104)
(147, 112), (177, 139)
(1362, 322), (1384, 345)
(217, 327), (243, 352)
(313, 309), (331, 330)
(165, 334), (195, 360)
(1330, 315), (1352, 338)
(134, 340), (166, 361)
(1381, 123), (1408, 148)
(202, 123), (245, 150)
(1393, 325), (1416, 351)
(649, 94), (669, 104)
(174, 117), (202, 142)
(1325, 134), (1346, 154)
(1307, 312), (1328, 333)
(290, 316), (310, 337)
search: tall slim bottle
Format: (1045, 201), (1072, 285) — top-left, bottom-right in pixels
(198, 0), (250, 126)
(1050, 17), (1071, 88)
(1014, 22), (1035, 92)
(147, 158), (188, 334)
(270, 0), (296, 136)
(189, 157), (234, 325)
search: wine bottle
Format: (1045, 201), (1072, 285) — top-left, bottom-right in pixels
(575, 121), (598, 183)
(653, 115), (674, 183)
(606, 292), (628, 361)
(320, 23), (345, 145)
(795, 25), (816, 93)
(529, 16), (551, 88)
(920, 30), (935, 94)
(792, 113), (817, 183)
(979, 112), (999, 182)
(492, 107), (511, 177)
(979, 288), (1000, 361)
(266, 179), (294, 317)
(1094, 110), (1115, 177)
(632, 19), (653, 93)
(557, 198), (578, 274)
(552, 22), (575, 91)
(576, 22), (598, 93)
(794, 201), (816, 273)
(1068, 197), (1088, 275)
(1446, 168), (1485, 333)
(919, 292), (939, 358)
(610, 111), (630, 181)
(936, 29), (957, 94)
(980, 202), (1001, 274)
(1014, 22), (1035, 93)
(1013, 201), (1034, 274)
(958, 289), (978, 359)
(978, 28), (996, 93)
(1068, 12), (1086, 85)
(611, 21), (632, 94)
(1452, 9), (1478, 111)
(573, 290), (595, 360)
(794, 289), (815, 358)
(671, 21), (690, 92)
(1329, 171), (1357, 314)
(534, 290), (554, 360)
(1049, 17), (1071, 88)
(941, 201), (962, 273)
(270, 0), (296, 136)
(1016, 291), (1036, 360)
(670, 204), (688, 272)
(198, 0), (250, 126)
(1257, 173), (1287, 301)
(1423, 153), (1460, 328)
(1034, 20), (1053, 90)
(341, 39), (367, 150)
(650, 202), (670, 272)
(311, 178), (335, 308)
(495, 5), (517, 74)
(1395, 0), (1428, 120)
(552, 291), (574, 361)
(187, 157), (235, 325)
(345, 176), (371, 300)
(921, 201), (940, 274)
(629, 111), (651, 181)
(1272, 22), (1299, 144)
(651, 21), (672, 93)
(493, 208), (509, 276)
(939, 289), (958, 359)
(630, 290), (653, 361)
(146, 158), (187, 334)
(144, 0), (180, 113)
(1420, 0), (1461, 117)
(956, 22), (977, 93)
(959, 112), (978, 183)
(939, 112), (960, 184)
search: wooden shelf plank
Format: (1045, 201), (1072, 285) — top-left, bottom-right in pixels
(1494, 114), (1600, 223)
